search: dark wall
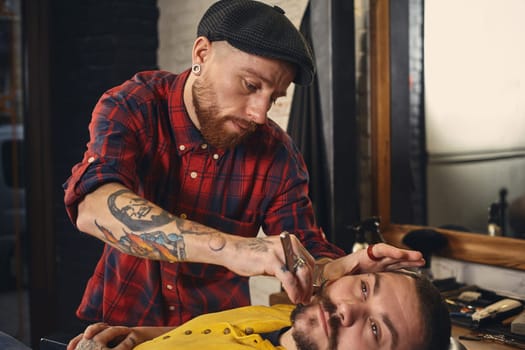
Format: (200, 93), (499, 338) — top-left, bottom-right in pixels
(25, 0), (159, 346)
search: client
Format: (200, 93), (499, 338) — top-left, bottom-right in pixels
(70, 269), (451, 350)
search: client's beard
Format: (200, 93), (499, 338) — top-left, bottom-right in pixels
(192, 79), (257, 149)
(290, 297), (341, 350)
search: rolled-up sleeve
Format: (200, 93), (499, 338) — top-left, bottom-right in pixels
(63, 91), (143, 225)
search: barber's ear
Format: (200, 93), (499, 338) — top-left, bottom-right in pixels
(192, 36), (212, 65)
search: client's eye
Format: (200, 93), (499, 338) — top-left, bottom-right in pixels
(370, 319), (380, 341)
(361, 280), (369, 299)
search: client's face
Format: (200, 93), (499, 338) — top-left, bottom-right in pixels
(290, 272), (424, 350)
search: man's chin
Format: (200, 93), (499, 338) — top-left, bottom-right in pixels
(206, 135), (243, 150)
(291, 328), (321, 350)
(207, 131), (255, 149)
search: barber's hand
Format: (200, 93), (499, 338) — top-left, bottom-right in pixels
(223, 234), (315, 304)
(323, 243), (425, 281)
(67, 323), (157, 350)
(274, 234), (316, 304)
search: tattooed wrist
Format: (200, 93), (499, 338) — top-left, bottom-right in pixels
(235, 237), (272, 252)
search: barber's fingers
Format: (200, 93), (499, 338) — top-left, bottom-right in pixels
(324, 243), (425, 278)
(323, 259), (359, 281)
(367, 243), (425, 270)
(82, 322), (112, 339)
(290, 234), (316, 270)
(91, 326), (134, 347)
(382, 259), (426, 271)
(67, 333), (84, 350)
(277, 259), (314, 304)
(290, 234), (315, 303)
(372, 243), (424, 261)
(109, 332), (141, 350)
(221, 234), (314, 303)
(67, 322), (111, 350)
(275, 234), (315, 304)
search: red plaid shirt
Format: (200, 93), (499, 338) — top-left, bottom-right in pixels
(63, 70), (344, 327)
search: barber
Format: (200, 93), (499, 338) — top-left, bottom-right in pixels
(63, 0), (424, 328)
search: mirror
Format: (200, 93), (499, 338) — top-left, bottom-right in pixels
(369, 0), (525, 271)
(424, 0), (525, 237)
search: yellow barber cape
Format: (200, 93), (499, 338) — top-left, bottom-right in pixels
(135, 304), (294, 350)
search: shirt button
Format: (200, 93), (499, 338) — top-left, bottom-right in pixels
(245, 327), (254, 335)
(213, 154), (219, 160)
(223, 328), (231, 335)
(201, 143), (208, 149)
(202, 329), (211, 334)
(184, 330), (192, 335)
(166, 284), (173, 290)
(87, 156), (95, 163)
(180, 213), (187, 219)
(179, 145), (186, 151)
(190, 171), (198, 179)
(169, 305), (175, 311)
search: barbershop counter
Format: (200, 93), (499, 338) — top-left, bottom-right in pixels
(452, 325), (521, 350)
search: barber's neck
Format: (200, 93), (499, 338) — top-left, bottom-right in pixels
(182, 72), (201, 130)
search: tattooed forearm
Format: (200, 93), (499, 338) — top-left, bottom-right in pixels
(172, 216), (217, 236)
(95, 220), (187, 262)
(236, 237), (272, 253)
(107, 189), (175, 231)
(101, 189), (238, 261)
(208, 232), (226, 251)
(171, 218), (228, 252)
(137, 230), (186, 261)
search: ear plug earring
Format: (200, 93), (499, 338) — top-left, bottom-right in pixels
(191, 63), (201, 75)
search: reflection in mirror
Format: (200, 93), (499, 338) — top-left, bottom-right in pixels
(370, 0), (525, 271)
(423, 0), (525, 238)
(389, 0), (525, 238)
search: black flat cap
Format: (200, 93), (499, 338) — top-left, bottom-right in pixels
(197, 0), (315, 85)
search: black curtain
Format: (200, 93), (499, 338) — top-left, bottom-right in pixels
(287, 4), (332, 236)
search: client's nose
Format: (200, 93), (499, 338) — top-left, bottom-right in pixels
(336, 302), (360, 327)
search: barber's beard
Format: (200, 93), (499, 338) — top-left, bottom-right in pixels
(192, 78), (257, 150)
(290, 297), (341, 350)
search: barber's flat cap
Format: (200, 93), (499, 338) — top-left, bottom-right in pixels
(197, 0), (315, 85)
